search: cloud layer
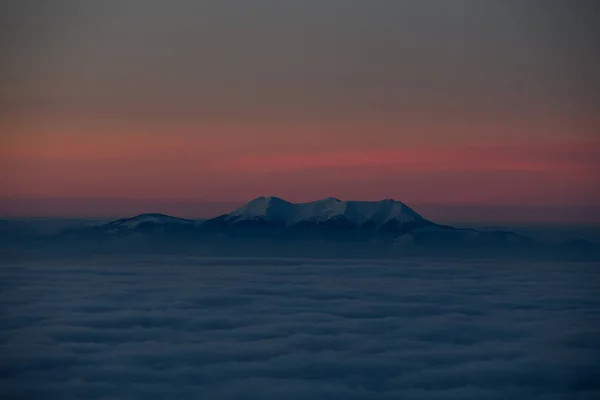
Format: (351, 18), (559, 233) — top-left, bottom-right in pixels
(1, 257), (600, 399)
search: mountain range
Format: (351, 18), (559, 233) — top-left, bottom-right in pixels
(2, 197), (597, 258)
(64, 197), (530, 248)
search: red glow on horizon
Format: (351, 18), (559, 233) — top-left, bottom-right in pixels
(2, 135), (598, 215)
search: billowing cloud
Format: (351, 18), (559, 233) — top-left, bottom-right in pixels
(1, 257), (599, 399)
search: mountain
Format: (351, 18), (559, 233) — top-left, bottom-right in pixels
(204, 196), (432, 233)
(5, 197), (596, 258)
(215, 196), (424, 225)
(54, 198), (533, 249)
(101, 213), (196, 233)
(59, 213), (199, 239)
(202, 197), (532, 249)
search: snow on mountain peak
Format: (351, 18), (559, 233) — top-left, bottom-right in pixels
(228, 196), (292, 221)
(224, 197), (426, 227)
(106, 213), (193, 229)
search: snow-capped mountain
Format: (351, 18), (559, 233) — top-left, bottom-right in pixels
(4, 196), (599, 258)
(62, 213), (198, 236)
(208, 196), (430, 230)
(202, 197), (536, 248)
(103, 213), (194, 231)
(49, 197), (538, 252)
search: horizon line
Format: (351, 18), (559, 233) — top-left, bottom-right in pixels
(1, 196), (600, 225)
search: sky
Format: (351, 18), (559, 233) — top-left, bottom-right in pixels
(1, 0), (599, 222)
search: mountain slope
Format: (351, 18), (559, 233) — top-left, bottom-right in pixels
(58, 213), (199, 239)
(44, 198), (539, 251)
(102, 213), (195, 233)
(4, 199), (599, 259)
(202, 197), (535, 248)
(207, 196), (430, 230)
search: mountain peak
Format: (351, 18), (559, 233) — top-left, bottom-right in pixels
(221, 197), (427, 227)
(250, 196), (288, 204)
(55, 197), (543, 253)
(105, 213), (194, 230)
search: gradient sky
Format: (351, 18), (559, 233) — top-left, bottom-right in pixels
(1, 0), (599, 222)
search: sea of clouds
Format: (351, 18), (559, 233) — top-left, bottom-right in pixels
(1, 256), (600, 399)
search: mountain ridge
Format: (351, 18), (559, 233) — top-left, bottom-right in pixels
(3, 197), (598, 258)
(209, 196), (429, 231)
(68, 197), (536, 250)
